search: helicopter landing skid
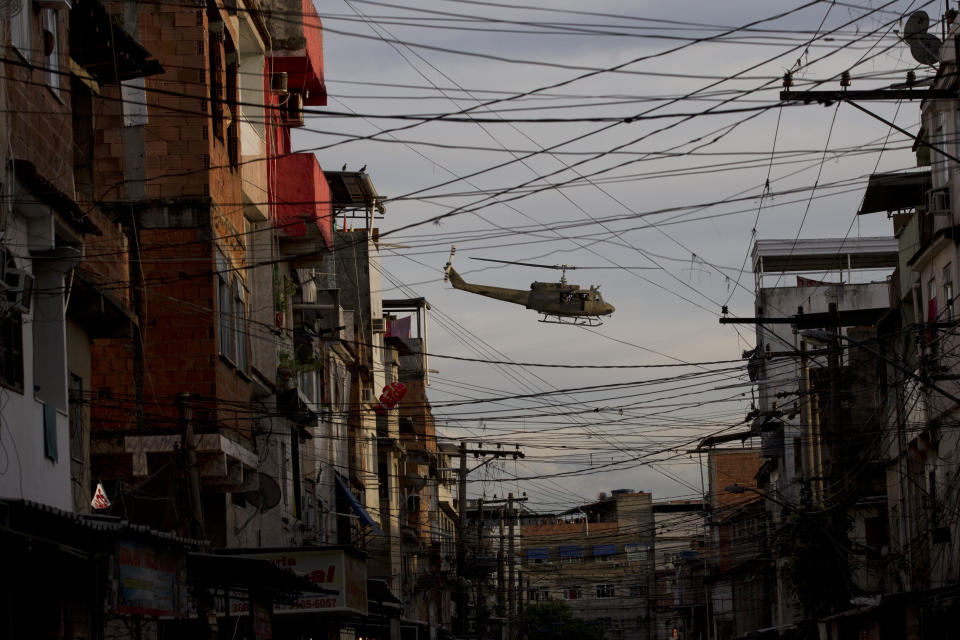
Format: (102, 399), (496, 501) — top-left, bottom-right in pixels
(538, 314), (604, 327)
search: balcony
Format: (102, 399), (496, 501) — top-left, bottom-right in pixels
(93, 431), (260, 493)
(267, 0), (326, 106)
(274, 153), (333, 264)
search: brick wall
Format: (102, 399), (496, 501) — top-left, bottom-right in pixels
(7, 6), (74, 196)
(88, 2), (254, 437)
(710, 449), (764, 511)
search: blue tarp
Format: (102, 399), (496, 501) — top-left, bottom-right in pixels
(559, 545), (582, 558)
(335, 475), (384, 536)
(592, 544), (616, 557)
(527, 547), (549, 561)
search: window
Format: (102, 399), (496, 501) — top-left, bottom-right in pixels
(944, 264), (954, 321)
(593, 544), (615, 562)
(559, 545), (582, 563)
(527, 587), (549, 602)
(281, 441), (288, 506)
(11, 0), (30, 59)
(407, 494), (421, 513)
(629, 584), (647, 598)
(217, 251), (248, 369)
(0, 249), (24, 392)
(936, 111), (949, 187)
(625, 543), (649, 562)
(217, 251), (234, 360)
(928, 277), (938, 323)
(596, 584), (615, 598)
(526, 547), (549, 564)
(69, 373), (84, 462)
(41, 8), (60, 98)
(233, 278), (247, 371)
(299, 370), (315, 403)
(226, 58), (239, 169)
(563, 585), (582, 600)
(208, 7), (225, 139)
(955, 110), (960, 165)
(0, 311), (23, 392)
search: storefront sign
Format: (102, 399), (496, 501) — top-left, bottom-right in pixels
(115, 540), (187, 617)
(222, 549), (367, 616)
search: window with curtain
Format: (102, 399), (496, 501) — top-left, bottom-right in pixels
(563, 585), (581, 600)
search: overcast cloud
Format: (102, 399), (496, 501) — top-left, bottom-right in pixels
(299, 0), (932, 509)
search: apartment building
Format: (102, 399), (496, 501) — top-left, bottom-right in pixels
(521, 490), (656, 640)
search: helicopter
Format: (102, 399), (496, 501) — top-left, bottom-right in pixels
(443, 246), (615, 326)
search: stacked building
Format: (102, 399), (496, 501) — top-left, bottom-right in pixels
(520, 490), (657, 640)
(699, 16), (960, 635)
(0, 1), (454, 638)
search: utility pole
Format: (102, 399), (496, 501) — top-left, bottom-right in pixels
(455, 443), (526, 637)
(177, 393), (216, 638)
(826, 302), (842, 505)
(178, 393), (205, 540)
(497, 506), (505, 617)
(456, 441), (468, 636)
(476, 497), (485, 638)
(507, 492), (516, 636)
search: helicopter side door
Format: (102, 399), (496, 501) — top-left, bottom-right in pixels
(528, 284), (585, 316)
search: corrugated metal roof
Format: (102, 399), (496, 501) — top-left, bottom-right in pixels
(752, 237), (897, 274)
(1, 499), (206, 546)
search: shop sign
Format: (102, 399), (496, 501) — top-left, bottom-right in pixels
(222, 549), (367, 616)
(115, 540), (188, 617)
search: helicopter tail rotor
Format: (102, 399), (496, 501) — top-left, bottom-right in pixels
(443, 245), (456, 282)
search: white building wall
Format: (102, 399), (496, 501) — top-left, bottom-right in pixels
(0, 215), (71, 510)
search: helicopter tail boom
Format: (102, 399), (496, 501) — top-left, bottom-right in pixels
(444, 264), (531, 306)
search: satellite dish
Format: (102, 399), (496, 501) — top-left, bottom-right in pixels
(0, 0), (23, 16)
(903, 11), (941, 65)
(241, 472), (282, 511)
(903, 10), (930, 37)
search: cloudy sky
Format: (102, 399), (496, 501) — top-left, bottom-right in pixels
(299, 0), (934, 510)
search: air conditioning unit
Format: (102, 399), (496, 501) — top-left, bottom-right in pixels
(928, 187), (951, 216)
(283, 92), (305, 128)
(371, 317), (386, 334)
(1, 268), (33, 314)
(270, 72), (289, 95)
